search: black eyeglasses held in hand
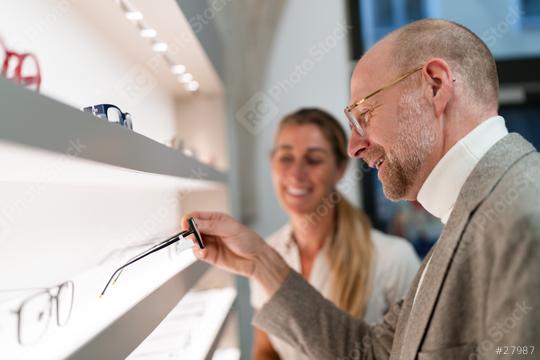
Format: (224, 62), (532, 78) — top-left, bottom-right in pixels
(100, 217), (204, 297)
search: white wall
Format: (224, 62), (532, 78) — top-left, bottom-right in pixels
(0, 0), (229, 285)
(0, 0), (181, 144)
(175, 95), (228, 170)
(248, 0), (359, 237)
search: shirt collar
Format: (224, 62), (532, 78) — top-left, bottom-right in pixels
(417, 116), (508, 224)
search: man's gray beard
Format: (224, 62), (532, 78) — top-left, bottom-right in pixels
(382, 90), (437, 201)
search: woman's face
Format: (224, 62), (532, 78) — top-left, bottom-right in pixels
(271, 124), (346, 216)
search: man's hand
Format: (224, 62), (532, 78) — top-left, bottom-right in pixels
(182, 212), (291, 297)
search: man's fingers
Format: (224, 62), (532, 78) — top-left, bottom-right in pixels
(184, 211), (234, 237)
(192, 245), (209, 260)
(192, 240), (219, 265)
(181, 212), (214, 235)
(185, 211), (224, 221)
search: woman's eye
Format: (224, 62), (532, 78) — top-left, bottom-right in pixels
(306, 158), (323, 166)
(278, 156), (293, 163)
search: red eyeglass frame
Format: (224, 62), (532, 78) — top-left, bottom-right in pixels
(0, 37), (42, 92)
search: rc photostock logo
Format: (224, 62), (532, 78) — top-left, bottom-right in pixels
(236, 91), (279, 135)
(235, 21), (349, 135)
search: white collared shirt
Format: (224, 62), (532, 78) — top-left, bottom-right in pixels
(417, 116), (509, 224)
(413, 115), (509, 303)
(251, 224), (420, 360)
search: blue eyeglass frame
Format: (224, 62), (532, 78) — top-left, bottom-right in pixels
(82, 103), (133, 130)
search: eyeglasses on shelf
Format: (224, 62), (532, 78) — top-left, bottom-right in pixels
(82, 103), (134, 130)
(0, 36), (42, 92)
(0, 281), (75, 345)
(100, 217), (204, 296)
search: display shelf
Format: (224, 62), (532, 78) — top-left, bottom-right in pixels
(68, 254), (210, 360)
(126, 287), (237, 360)
(212, 348), (242, 360)
(0, 78), (226, 185)
(0, 242), (209, 360)
(0, 0), (235, 357)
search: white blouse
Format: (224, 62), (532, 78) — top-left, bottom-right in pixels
(250, 224), (420, 360)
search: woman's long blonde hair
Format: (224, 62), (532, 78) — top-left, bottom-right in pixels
(276, 108), (373, 317)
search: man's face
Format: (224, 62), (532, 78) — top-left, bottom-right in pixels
(348, 68), (439, 201)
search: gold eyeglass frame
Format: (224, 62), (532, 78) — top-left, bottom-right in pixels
(344, 65), (424, 136)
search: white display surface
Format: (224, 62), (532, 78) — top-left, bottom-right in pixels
(0, 0), (231, 357)
(127, 287), (237, 360)
(0, 243), (207, 360)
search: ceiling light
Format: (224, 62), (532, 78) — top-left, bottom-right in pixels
(171, 64), (186, 75)
(125, 11), (143, 21)
(179, 73), (193, 83)
(152, 42), (168, 52)
(140, 28), (157, 38)
(185, 81), (200, 92)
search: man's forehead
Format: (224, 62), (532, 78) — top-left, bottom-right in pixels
(350, 62), (377, 100)
(350, 39), (395, 101)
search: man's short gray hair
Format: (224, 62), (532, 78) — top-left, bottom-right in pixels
(390, 19), (499, 110)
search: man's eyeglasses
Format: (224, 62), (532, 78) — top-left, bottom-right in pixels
(344, 66), (423, 136)
(0, 37), (42, 92)
(82, 103), (134, 130)
(100, 217), (205, 296)
(0, 281), (75, 345)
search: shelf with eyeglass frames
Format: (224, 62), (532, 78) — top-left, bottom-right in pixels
(0, 1), (234, 358)
(0, 73), (230, 358)
(0, 221), (212, 359)
(0, 77), (227, 185)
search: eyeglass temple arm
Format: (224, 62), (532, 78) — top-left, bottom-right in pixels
(133, 218), (203, 259)
(110, 230), (190, 281)
(347, 66), (424, 111)
(100, 230), (191, 297)
(100, 217), (204, 296)
(117, 218), (204, 276)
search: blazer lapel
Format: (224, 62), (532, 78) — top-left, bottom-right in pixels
(390, 246), (436, 359)
(399, 134), (536, 359)
(399, 204), (471, 359)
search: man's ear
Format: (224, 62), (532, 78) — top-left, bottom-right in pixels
(422, 58), (454, 117)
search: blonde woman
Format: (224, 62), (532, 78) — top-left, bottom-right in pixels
(250, 108), (420, 360)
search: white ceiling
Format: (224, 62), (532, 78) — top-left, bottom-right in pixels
(74, 0), (222, 98)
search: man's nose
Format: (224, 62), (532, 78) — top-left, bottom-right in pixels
(348, 130), (369, 158)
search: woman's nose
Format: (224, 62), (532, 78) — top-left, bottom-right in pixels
(290, 160), (308, 180)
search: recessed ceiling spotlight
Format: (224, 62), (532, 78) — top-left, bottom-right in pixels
(140, 28), (157, 38)
(125, 11), (143, 21)
(152, 41), (168, 52)
(179, 73), (193, 83)
(185, 81), (200, 92)
(171, 64), (186, 75)
(118, 0), (201, 92)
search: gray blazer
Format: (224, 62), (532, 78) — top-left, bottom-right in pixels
(254, 133), (540, 359)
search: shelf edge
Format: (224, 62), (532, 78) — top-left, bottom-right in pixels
(66, 260), (209, 360)
(0, 78), (227, 184)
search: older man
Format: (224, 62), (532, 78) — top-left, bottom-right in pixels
(184, 19), (539, 359)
